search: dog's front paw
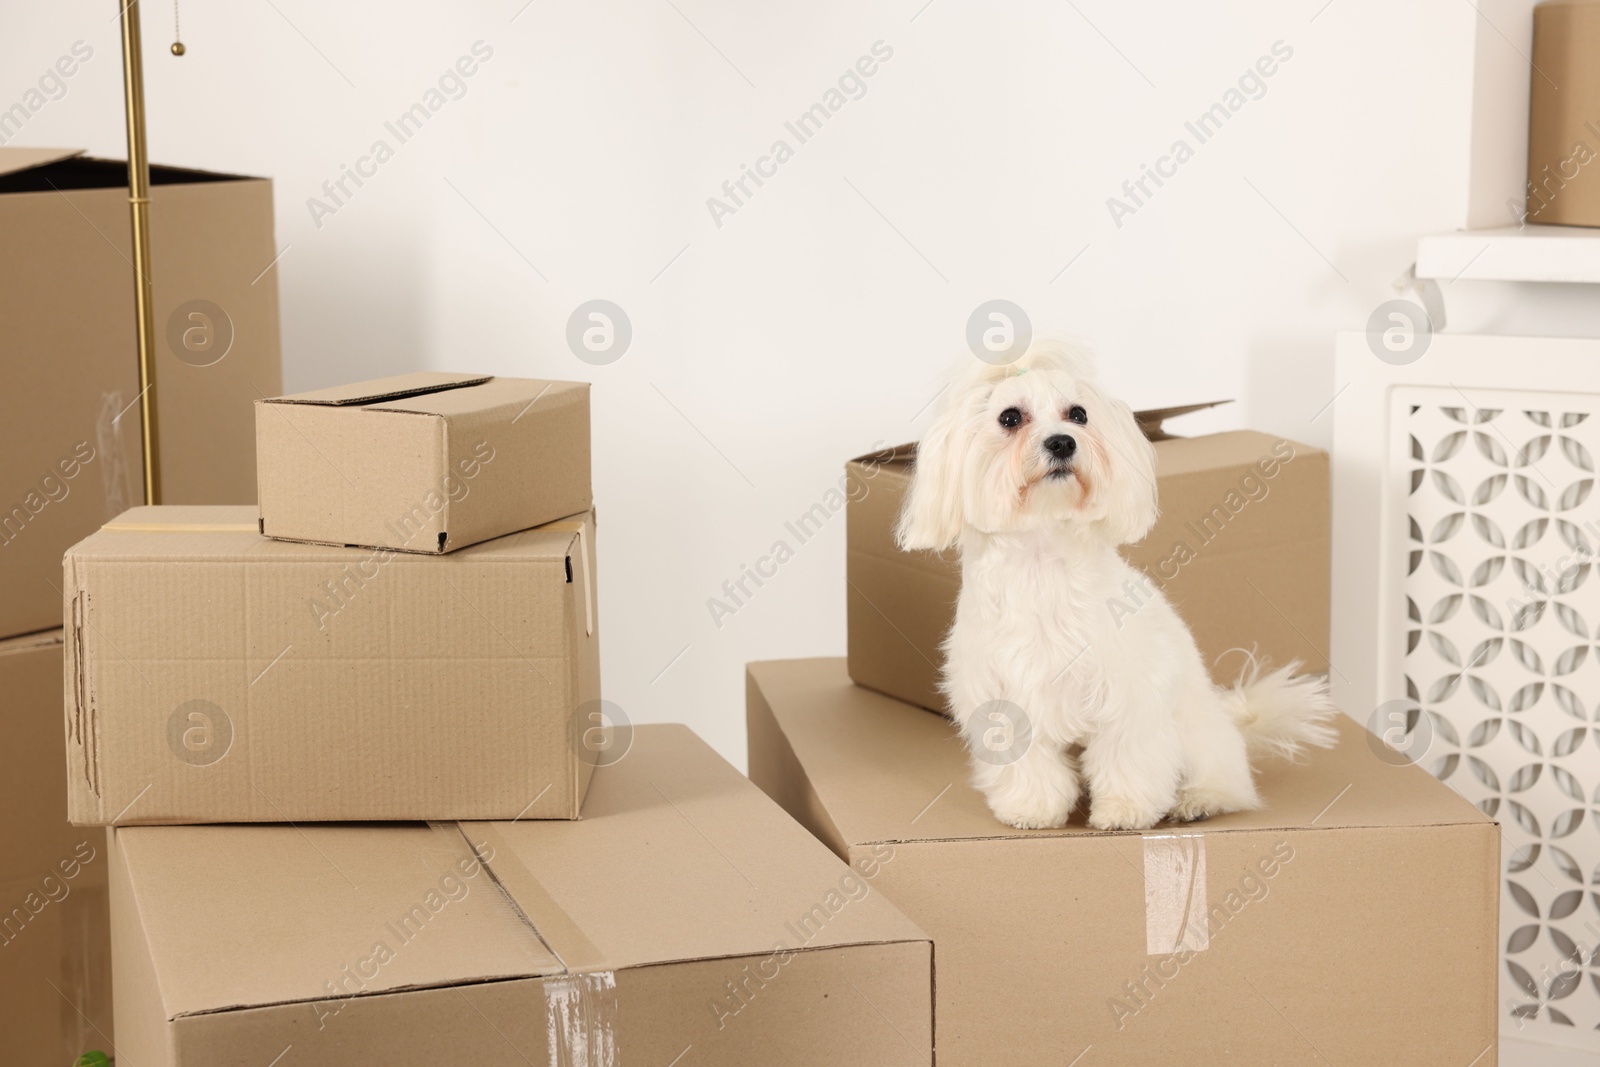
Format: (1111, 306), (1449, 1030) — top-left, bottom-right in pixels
(1087, 796), (1161, 831)
(986, 781), (1077, 830)
(977, 761), (1079, 829)
(989, 800), (1072, 830)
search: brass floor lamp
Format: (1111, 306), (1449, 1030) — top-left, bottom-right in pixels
(117, 0), (161, 506)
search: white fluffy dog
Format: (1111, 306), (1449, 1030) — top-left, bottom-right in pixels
(896, 341), (1335, 831)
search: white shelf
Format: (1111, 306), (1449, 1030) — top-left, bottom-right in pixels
(1416, 223), (1600, 283)
(1500, 1033), (1600, 1066)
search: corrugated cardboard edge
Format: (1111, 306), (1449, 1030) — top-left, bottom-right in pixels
(63, 557), (103, 824)
(261, 373), (493, 408)
(0, 627), (64, 655)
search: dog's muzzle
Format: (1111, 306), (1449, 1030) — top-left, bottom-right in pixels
(1043, 434), (1077, 478)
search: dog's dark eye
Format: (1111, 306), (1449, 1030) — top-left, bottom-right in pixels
(1068, 405), (1088, 425)
(998, 407), (1023, 429)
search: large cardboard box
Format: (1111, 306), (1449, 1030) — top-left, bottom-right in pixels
(0, 148), (282, 641)
(257, 372), (592, 553)
(63, 504), (599, 824)
(108, 724), (933, 1066)
(846, 407), (1331, 713)
(1, 630), (113, 1065)
(1528, 1), (1600, 226)
(747, 658), (1500, 1066)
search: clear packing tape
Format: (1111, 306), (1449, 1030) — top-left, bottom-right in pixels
(543, 971), (619, 1067)
(541, 517), (596, 637)
(1142, 833), (1208, 955)
(444, 822), (619, 1066)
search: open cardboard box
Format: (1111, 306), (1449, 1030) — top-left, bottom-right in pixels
(108, 725), (933, 1066)
(256, 372), (592, 554)
(748, 658), (1499, 1066)
(845, 402), (1331, 712)
(64, 505), (599, 824)
(0, 148), (281, 641)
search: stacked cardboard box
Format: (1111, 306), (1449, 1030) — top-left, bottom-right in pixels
(64, 373), (936, 1064)
(748, 659), (1500, 1065)
(1, 632), (114, 1066)
(845, 404), (1332, 711)
(109, 726), (932, 1065)
(744, 411), (1500, 1064)
(0, 147), (282, 1065)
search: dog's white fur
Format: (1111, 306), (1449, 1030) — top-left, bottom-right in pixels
(896, 340), (1336, 831)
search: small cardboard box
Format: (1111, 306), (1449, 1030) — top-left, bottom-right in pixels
(107, 725), (933, 1067)
(0, 148), (282, 641)
(846, 406), (1331, 713)
(747, 659), (1499, 1067)
(0, 630), (113, 1065)
(257, 372), (591, 554)
(63, 504), (599, 824)
(1528, 1), (1600, 226)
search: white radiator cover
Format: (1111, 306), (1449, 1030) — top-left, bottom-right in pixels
(1334, 332), (1600, 1052)
(1405, 391), (1599, 1030)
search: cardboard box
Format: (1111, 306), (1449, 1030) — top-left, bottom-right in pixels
(847, 405), (1331, 713)
(107, 724), (933, 1067)
(0, 148), (282, 641)
(257, 372), (591, 554)
(747, 658), (1500, 1066)
(0, 630), (113, 1065)
(63, 504), (599, 824)
(1528, 1), (1600, 226)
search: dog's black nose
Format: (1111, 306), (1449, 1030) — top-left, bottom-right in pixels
(1044, 434), (1077, 459)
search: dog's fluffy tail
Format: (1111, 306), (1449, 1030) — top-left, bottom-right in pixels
(1219, 651), (1339, 761)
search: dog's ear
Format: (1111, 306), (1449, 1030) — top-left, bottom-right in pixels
(1093, 393), (1159, 545)
(896, 385), (977, 552)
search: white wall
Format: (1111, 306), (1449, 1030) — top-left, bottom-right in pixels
(6, 0), (1598, 769)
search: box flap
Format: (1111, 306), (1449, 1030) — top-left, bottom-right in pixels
(847, 442), (916, 472)
(0, 627), (64, 657)
(370, 377), (588, 419)
(1134, 399), (1231, 441)
(262, 372), (493, 407)
(748, 658), (1491, 848)
(469, 725), (928, 973)
(74, 505), (585, 565)
(115, 822), (562, 1019)
(0, 147), (85, 178)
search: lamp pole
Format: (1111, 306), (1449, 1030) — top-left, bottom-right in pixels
(117, 0), (161, 506)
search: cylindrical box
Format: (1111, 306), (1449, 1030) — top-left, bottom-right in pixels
(1528, 0), (1600, 226)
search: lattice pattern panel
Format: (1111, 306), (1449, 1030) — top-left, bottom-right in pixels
(1401, 390), (1600, 1043)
